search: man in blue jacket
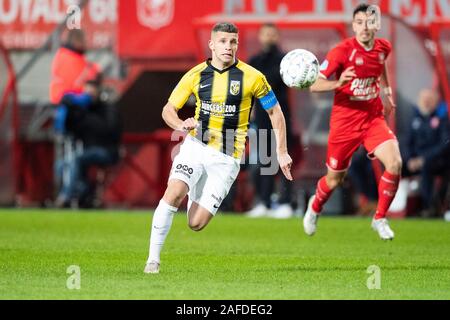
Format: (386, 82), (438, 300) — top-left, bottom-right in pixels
(54, 76), (122, 208)
(401, 89), (450, 216)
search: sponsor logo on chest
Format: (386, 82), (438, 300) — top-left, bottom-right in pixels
(349, 77), (379, 101)
(201, 101), (237, 116)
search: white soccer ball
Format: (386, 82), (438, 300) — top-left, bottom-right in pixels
(280, 49), (320, 89)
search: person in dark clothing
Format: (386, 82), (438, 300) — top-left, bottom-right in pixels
(401, 89), (450, 216)
(348, 147), (379, 215)
(246, 23), (295, 218)
(55, 76), (122, 208)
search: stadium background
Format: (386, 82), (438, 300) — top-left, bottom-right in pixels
(0, 0), (449, 212)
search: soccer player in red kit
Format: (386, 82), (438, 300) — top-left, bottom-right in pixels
(303, 3), (402, 240)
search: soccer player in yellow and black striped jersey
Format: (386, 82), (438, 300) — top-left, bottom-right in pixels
(169, 47), (276, 159)
(144, 22), (293, 274)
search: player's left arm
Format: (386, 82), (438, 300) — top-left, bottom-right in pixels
(380, 48), (396, 115)
(266, 103), (293, 181)
(254, 73), (293, 180)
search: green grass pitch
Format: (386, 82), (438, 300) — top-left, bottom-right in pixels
(0, 209), (449, 299)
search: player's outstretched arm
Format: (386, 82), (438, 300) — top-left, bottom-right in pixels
(266, 104), (293, 181)
(162, 102), (198, 131)
(310, 66), (356, 93)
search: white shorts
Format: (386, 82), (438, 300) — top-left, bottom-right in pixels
(168, 136), (240, 215)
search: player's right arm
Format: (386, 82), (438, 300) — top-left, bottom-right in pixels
(309, 45), (356, 92)
(310, 66), (356, 92)
(162, 102), (197, 131)
(162, 68), (199, 131)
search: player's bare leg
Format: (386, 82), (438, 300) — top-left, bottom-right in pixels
(371, 140), (402, 240)
(304, 170), (346, 236)
(144, 179), (188, 274)
(187, 202), (214, 231)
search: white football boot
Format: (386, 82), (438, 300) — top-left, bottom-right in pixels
(303, 196), (319, 236)
(144, 261), (160, 274)
(371, 218), (395, 240)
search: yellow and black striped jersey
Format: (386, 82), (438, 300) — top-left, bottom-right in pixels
(168, 59), (278, 159)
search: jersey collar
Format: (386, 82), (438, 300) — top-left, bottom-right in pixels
(207, 58), (239, 74)
(354, 37), (374, 51)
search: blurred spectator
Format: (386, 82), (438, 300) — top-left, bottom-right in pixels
(401, 89), (450, 217)
(246, 23), (295, 218)
(50, 29), (104, 207)
(54, 76), (122, 208)
(49, 29), (99, 105)
(348, 147), (378, 216)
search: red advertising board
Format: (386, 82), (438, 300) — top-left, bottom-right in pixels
(117, 0), (219, 59)
(116, 0), (449, 59)
(0, 0), (117, 49)
(0, 0), (448, 54)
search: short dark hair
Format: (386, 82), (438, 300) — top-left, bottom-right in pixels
(353, 3), (370, 18)
(66, 29), (85, 45)
(85, 72), (103, 88)
(260, 23), (279, 31)
(212, 22), (239, 34)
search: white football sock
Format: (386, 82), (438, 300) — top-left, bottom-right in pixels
(147, 199), (178, 264)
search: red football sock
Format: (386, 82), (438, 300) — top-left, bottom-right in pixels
(312, 177), (333, 214)
(375, 171), (400, 220)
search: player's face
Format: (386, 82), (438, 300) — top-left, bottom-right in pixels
(418, 89), (439, 115)
(258, 26), (279, 50)
(71, 34), (86, 53)
(209, 31), (238, 67)
(84, 83), (100, 99)
(352, 12), (376, 45)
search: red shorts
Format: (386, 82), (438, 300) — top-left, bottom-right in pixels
(326, 117), (397, 171)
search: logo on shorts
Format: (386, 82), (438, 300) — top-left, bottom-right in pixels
(176, 164), (193, 174)
(211, 194), (222, 209)
(175, 164), (193, 178)
(330, 157), (339, 169)
(383, 190), (395, 197)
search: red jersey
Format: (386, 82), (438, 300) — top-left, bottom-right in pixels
(49, 47), (100, 104)
(319, 37), (391, 133)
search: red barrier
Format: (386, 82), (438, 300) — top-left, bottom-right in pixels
(0, 42), (18, 205)
(103, 129), (182, 207)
